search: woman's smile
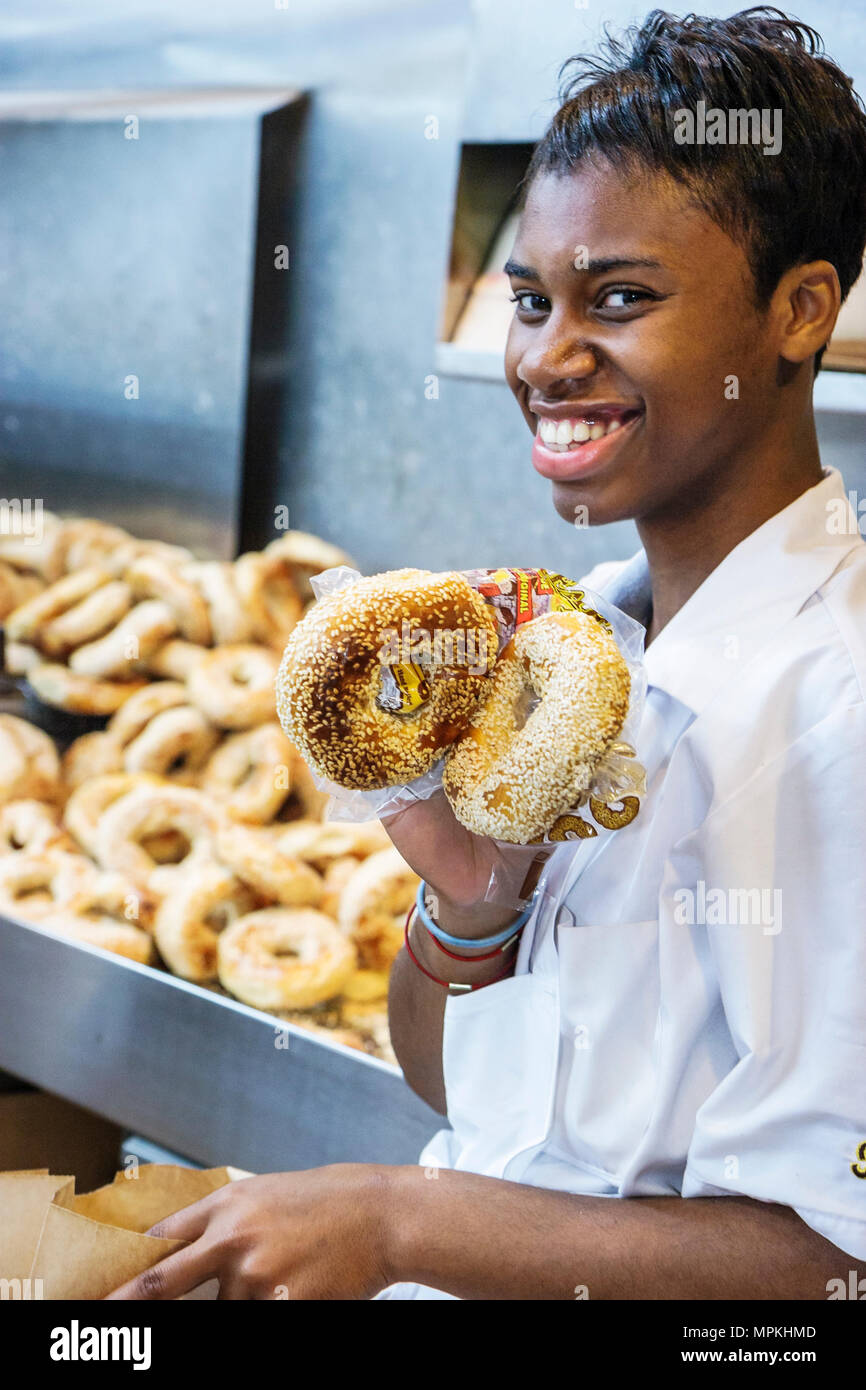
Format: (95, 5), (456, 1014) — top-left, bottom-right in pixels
(530, 407), (644, 481)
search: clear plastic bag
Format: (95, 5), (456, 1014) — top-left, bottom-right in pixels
(305, 564), (648, 849)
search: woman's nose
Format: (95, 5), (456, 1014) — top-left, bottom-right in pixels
(516, 335), (599, 391)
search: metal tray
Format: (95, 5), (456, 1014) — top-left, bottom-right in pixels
(0, 676), (108, 744)
(0, 912), (443, 1172)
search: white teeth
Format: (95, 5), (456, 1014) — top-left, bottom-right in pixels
(536, 412), (636, 450)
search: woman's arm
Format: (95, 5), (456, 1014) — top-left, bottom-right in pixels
(381, 790), (553, 1113)
(387, 904), (522, 1115)
(385, 1166), (859, 1300)
(106, 1163), (860, 1300)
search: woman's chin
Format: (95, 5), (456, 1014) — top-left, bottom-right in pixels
(552, 483), (604, 528)
(550, 478), (639, 530)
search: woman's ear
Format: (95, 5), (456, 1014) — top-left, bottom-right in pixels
(774, 260), (841, 366)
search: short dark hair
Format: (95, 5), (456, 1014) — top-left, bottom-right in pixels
(522, 6), (866, 372)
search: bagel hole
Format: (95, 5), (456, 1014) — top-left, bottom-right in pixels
(273, 791), (306, 823)
(204, 908), (233, 931)
(512, 687), (535, 730)
(141, 829), (191, 864)
(376, 664), (432, 716)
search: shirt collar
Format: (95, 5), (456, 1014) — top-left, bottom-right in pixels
(596, 466), (865, 716)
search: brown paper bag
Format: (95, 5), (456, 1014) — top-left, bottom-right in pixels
(72, 1164), (242, 1233)
(30, 1204), (183, 1300)
(0, 1174), (75, 1279)
(1, 1163), (252, 1299)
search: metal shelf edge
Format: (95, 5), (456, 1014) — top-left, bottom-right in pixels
(0, 914), (444, 1173)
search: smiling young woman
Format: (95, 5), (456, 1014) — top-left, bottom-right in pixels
(504, 161), (842, 644)
(108, 6), (866, 1303)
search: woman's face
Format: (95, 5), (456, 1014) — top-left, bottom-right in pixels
(504, 160), (777, 527)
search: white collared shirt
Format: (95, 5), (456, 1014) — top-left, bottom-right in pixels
(379, 465), (866, 1299)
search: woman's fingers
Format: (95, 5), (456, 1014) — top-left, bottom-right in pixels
(145, 1196), (215, 1243)
(381, 788), (558, 913)
(105, 1240), (219, 1300)
(105, 1192), (229, 1299)
(380, 791), (487, 897)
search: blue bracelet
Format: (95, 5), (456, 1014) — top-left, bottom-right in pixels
(415, 879), (537, 951)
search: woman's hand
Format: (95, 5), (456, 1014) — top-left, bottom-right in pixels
(105, 1166), (394, 1301)
(381, 787), (554, 934)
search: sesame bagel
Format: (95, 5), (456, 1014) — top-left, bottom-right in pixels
(275, 569), (499, 789)
(442, 610), (630, 843)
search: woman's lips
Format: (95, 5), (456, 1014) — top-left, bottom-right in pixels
(531, 410), (643, 482)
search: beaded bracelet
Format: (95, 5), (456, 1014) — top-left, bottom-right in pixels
(403, 908), (515, 992)
(415, 879), (537, 952)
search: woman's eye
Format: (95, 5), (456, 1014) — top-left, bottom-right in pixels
(509, 291), (549, 315)
(597, 287), (653, 310)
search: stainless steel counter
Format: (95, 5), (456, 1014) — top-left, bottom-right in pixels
(0, 913), (443, 1172)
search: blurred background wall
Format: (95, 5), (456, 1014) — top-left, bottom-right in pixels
(1, 0), (863, 573)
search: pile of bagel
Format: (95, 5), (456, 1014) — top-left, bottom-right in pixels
(0, 516), (420, 1064)
(0, 512), (351, 710)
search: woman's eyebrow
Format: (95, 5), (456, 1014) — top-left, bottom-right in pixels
(503, 256), (664, 277)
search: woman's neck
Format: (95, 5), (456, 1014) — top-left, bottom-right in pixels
(637, 449), (824, 648)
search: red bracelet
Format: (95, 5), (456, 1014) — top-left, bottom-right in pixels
(402, 909), (515, 992)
